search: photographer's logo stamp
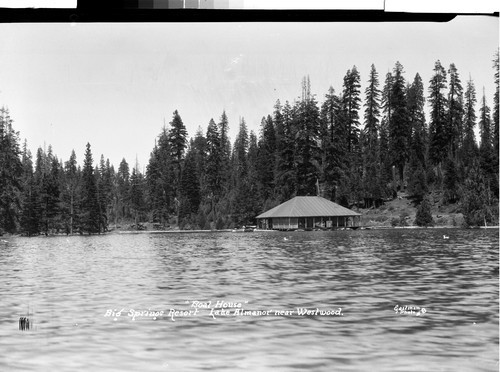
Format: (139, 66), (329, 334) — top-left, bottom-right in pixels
(394, 304), (427, 316)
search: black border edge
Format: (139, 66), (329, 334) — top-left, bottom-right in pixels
(0, 9), (474, 24)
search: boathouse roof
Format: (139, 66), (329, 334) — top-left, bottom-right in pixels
(256, 196), (361, 219)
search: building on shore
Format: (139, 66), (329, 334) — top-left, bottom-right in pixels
(256, 196), (361, 230)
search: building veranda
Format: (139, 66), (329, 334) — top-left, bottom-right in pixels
(256, 196), (362, 231)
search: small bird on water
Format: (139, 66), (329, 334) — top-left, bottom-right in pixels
(443, 235), (449, 239)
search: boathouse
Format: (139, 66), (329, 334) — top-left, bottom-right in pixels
(256, 196), (361, 230)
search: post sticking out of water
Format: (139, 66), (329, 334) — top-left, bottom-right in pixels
(19, 317), (30, 331)
(19, 304), (33, 331)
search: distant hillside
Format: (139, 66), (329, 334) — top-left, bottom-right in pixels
(359, 191), (466, 228)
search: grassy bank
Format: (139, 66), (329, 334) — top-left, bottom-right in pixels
(359, 191), (466, 228)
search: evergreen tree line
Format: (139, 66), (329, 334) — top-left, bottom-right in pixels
(0, 53), (498, 234)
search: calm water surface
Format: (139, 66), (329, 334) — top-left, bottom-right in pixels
(0, 229), (498, 371)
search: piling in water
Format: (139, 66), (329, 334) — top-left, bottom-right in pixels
(19, 316), (31, 331)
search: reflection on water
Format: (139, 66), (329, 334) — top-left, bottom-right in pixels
(0, 229), (498, 371)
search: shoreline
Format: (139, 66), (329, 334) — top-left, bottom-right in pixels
(1, 225), (498, 238)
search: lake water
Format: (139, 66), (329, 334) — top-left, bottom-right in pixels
(0, 229), (498, 372)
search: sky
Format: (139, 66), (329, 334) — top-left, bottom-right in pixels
(0, 16), (498, 171)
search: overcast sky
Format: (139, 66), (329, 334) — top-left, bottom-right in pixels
(0, 16), (498, 170)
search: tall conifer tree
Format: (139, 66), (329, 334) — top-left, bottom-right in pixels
(117, 158), (131, 220)
(406, 74), (428, 202)
(43, 156), (61, 234)
(19, 142), (40, 235)
(462, 79), (478, 166)
(257, 115), (276, 201)
(232, 118), (257, 226)
(320, 87), (345, 201)
(362, 64), (383, 206)
(274, 101), (297, 202)
(407, 73), (427, 167)
(168, 110), (188, 198)
(447, 63), (464, 158)
(342, 67), (362, 153)
(428, 60), (448, 165)
(218, 110), (231, 192)
(63, 150), (79, 234)
(479, 92), (492, 156)
(80, 143), (100, 234)
(295, 76), (321, 196)
(130, 166), (147, 225)
(0, 108), (23, 233)
(179, 147), (200, 227)
(191, 128), (208, 197)
(206, 118), (222, 204)
(389, 61), (409, 188)
(380, 72), (394, 195)
(478, 92), (496, 197)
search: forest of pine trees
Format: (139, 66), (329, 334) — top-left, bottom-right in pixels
(0, 53), (499, 235)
